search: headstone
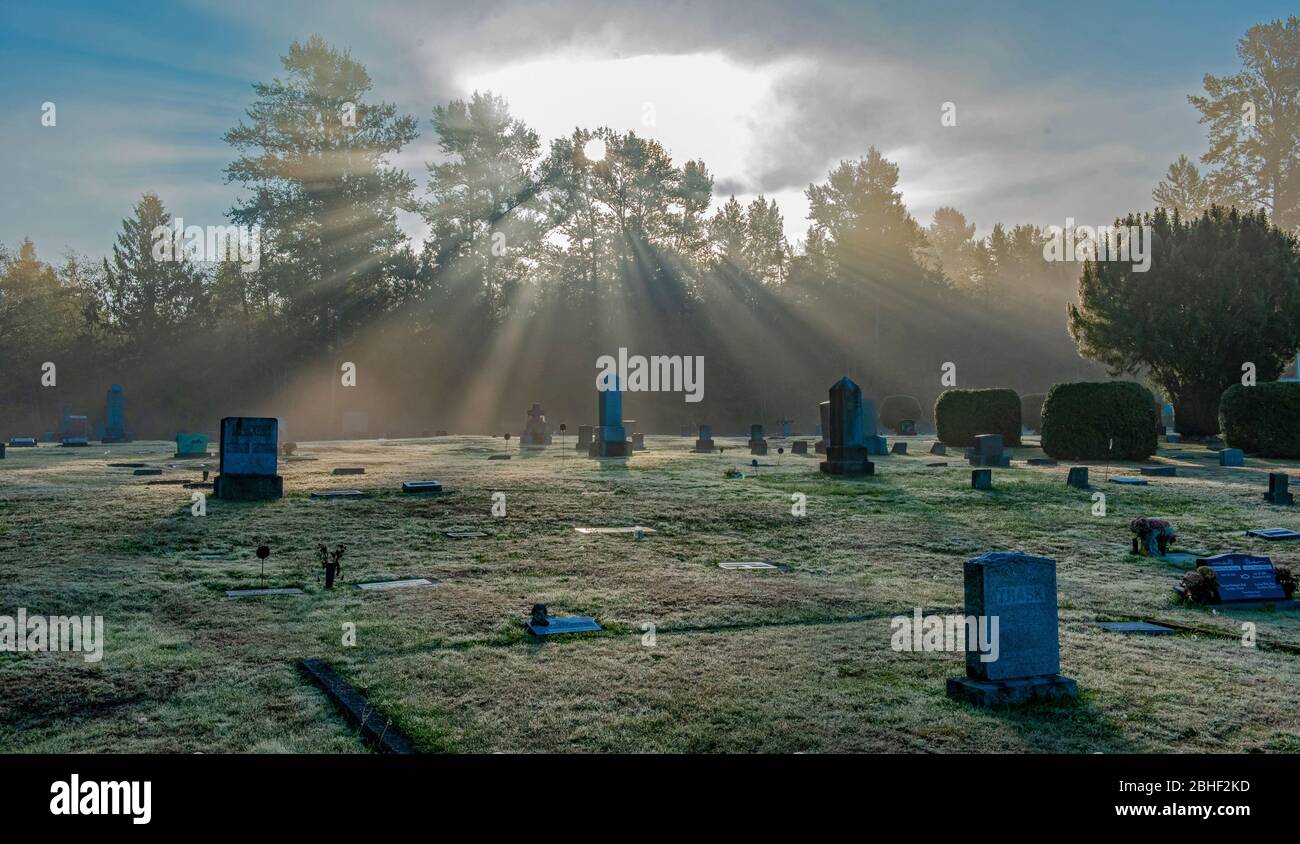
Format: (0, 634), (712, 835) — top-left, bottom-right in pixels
(819, 376), (874, 476)
(1264, 472), (1293, 505)
(927, 461), (948, 467)
(310, 490), (367, 499)
(693, 424), (716, 453)
(521, 402), (553, 446)
(214, 417), (284, 500)
(1164, 433), (1181, 444)
(60, 437), (89, 447)
(929, 442), (946, 455)
(815, 401), (830, 454)
(861, 398), (888, 455)
(775, 417), (793, 438)
(401, 480), (443, 493)
(174, 433), (208, 459)
(332, 467), (365, 475)
(488, 454), (511, 460)
(719, 561), (789, 571)
(965, 434), (1010, 467)
(1219, 448), (1244, 467)
(589, 376), (630, 458)
(1139, 466), (1176, 477)
(748, 424), (768, 455)
(1197, 553), (1287, 603)
(8, 437), (36, 447)
(631, 432), (646, 451)
(0, 443), (5, 459)
(1026, 458), (1057, 466)
(898, 419), (917, 436)
(1247, 527), (1300, 541)
(355, 578), (436, 591)
(575, 425), (594, 451)
(791, 440), (808, 455)
(1108, 477), (1148, 486)
(971, 468), (992, 489)
(1066, 466), (1089, 488)
(525, 604), (602, 636)
(133, 468), (162, 476)
(225, 587), (303, 597)
(891, 441), (907, 455)
(102, 384), (130, 443)
(1099, 621), (1176, 635)
(945, 551), (1077, 706)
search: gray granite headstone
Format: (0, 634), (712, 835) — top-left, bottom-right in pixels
(590, 375), (630, 457)
(575, 425), (594, 450)
(1066, 466), (1089, 488)
(1264, 472), (1293, 505)
(1219, 448), (1244, 467)
(693, 424), (716, 452)
(946, 551), (1076, 706)
(971, 468), (992, 489)
(103, 384), (130, 443)
(819, 376), (873, 475)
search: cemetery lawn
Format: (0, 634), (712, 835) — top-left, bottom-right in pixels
(3, 436), (1300, 753)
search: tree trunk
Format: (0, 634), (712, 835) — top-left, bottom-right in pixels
(1170, 384), (1224, 437)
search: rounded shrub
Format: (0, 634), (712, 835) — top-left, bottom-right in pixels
(934, 388), (1021, 447)
(1219, 382), (1300, 457)
(1039, 381), (1156, 460)
(1021, 393), (1047, 433)
(880, 394), (923, 433)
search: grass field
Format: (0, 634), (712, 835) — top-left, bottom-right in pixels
(3, 435), (1300, 753)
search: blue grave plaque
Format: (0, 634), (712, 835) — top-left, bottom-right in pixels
(1198, 553), (1286, 603)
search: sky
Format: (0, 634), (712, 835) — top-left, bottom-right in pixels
(1, 0), (1294, 259)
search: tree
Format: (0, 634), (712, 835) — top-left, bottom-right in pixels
(1067, 207), (1300, 435)
(97, 193), (208, 356)
(1152, 154), (1216, 219)
(923, 206), (978, 291)
(1188, 16), (1300, 232)
(224, 35), (418, 350)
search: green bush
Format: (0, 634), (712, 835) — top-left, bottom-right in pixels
(1021, 393), (1047, 433)
(934, 389), (1021, 447)
(1039, 381), (1156, 460)
(1219, 382), (1300, 457)
(880, 395), (923, 432)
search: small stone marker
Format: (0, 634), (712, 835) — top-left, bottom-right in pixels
(525, 604), (602, 636)
(891, 442), (907, 455)
(965, 434), (1010, 467)
(929, 442), (946, 455)
(1139, 466), (1176, 477)
(332, 467), (365, 476)
(575, 425), (594, 451)
(133, 468), (162, 476)
(791, 440), (809, 455)
(1165, 433), (1181, 443)
(574, 526), (657, 535)
(355, 578), (436, 591)
(926, 461), (948, 467)
(718, 561), (789, 571)
(61, 437), (89, 447)
(748, 424), (768, 455)
(1264, 472), (1294, 505)
(945, 551), (1077, 707)
(9, 437), (36, 447)
(215, 417), (283, 500)
(0, 443), (5, 459)
(1066, 466), (1089, 488)
(488, 453), (511, 460)
(971, 468), (992, 489)
(1219, 448), (1244, 467)
(815, 401), (829, 454)
(693, 424), (716, 453)
(1099, 621), (1176, 635)
(1246, 527), (1300, 541)
(631, 432), (646, 451)
(109, 462), (146, 468)
(898, 419), (916, 436)
(174, 433), (208, 459)
(1026, 458), (1057, 466)
(310, 490), (368, 499)
(1197, 553), (1287, 603)
(444, 530), (486, 539)
(225, 587), (304, 597)
(1108, 477), (1148, 486)
(401, 480), (443, 493)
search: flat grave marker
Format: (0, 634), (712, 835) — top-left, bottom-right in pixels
(1108, 477), (1148, 486)
(1198, 553), (1287, 603)
(718, 560), (790, 571)
(355, 578), (437, 591)
(225, 587), (304, 597)
(1247, 527), (1300, 541)
(310, 490), (368, 500)
(401, 480), (443, 493)
(525, 604), (602, 637)
(133, 468), (162, 476)
(444, 530), (486, 539)
(1219, 448), (1244, 467)
(332, 467), (365, 476)
(1098, 621), (1177, 635)
(574, 526), (657, 535)
(1139, 466), (1176, 477)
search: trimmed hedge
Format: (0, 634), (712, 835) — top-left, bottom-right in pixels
(1220, 382), (1300, 457)
(1021, 393), (1047, 433)
(880, 394), (923, 433)
(1040, 381), (1156, 460)
(934, 389), (1021, 447)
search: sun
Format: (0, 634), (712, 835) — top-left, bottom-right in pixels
(582, 137), (607, 162)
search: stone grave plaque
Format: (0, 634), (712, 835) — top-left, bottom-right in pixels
(1108, 477), (1148, 486)
(1219, 448), (1244, 467)
(133, 468), (162, 476)
(1099, 621), (1176, 635)
(355, 578), (436, 591)
(718, 561), (789, 571)
(9, 437), (37, 447)
(1198, 553), (1286, 602)
(174, 433), (208, 458)
(310, 490), (368, 499)
(1140, 466), (1176, 477)
(401, 480), (443, 493)
(225, 587), (304, 597)
(1026, 458), (1057, 466)
(1246, 527), (1300, 541)
(929, 442), (946, 455)
(332, 467), (365, 475)
(574, 526), (657, 535)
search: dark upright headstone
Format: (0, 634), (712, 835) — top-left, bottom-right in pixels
(693, 424), (716, 453)
(1264, 472), (1294, 506)
(575, 425), (594, 451)
(748, 424), (768, 455)
(631, 432), (646, 451)
(819, 376), (874, 476)
(1219, 448), (1244, 467)
(174, 433), (209, 459)
(971, 468), (992, 489)
(791, 440), (808, 455)
(946, 551), (1077, 706)
(102, 384), (131, 443)
(891, 441), (907, 455)
(214, 417), (283, 500)
(589, 376), (630, 458)
(929, 441), (946, 455)
(520, 402), (553, 446)
(1066, 466), (1089, 488)
(966, 433), (1010, 467)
